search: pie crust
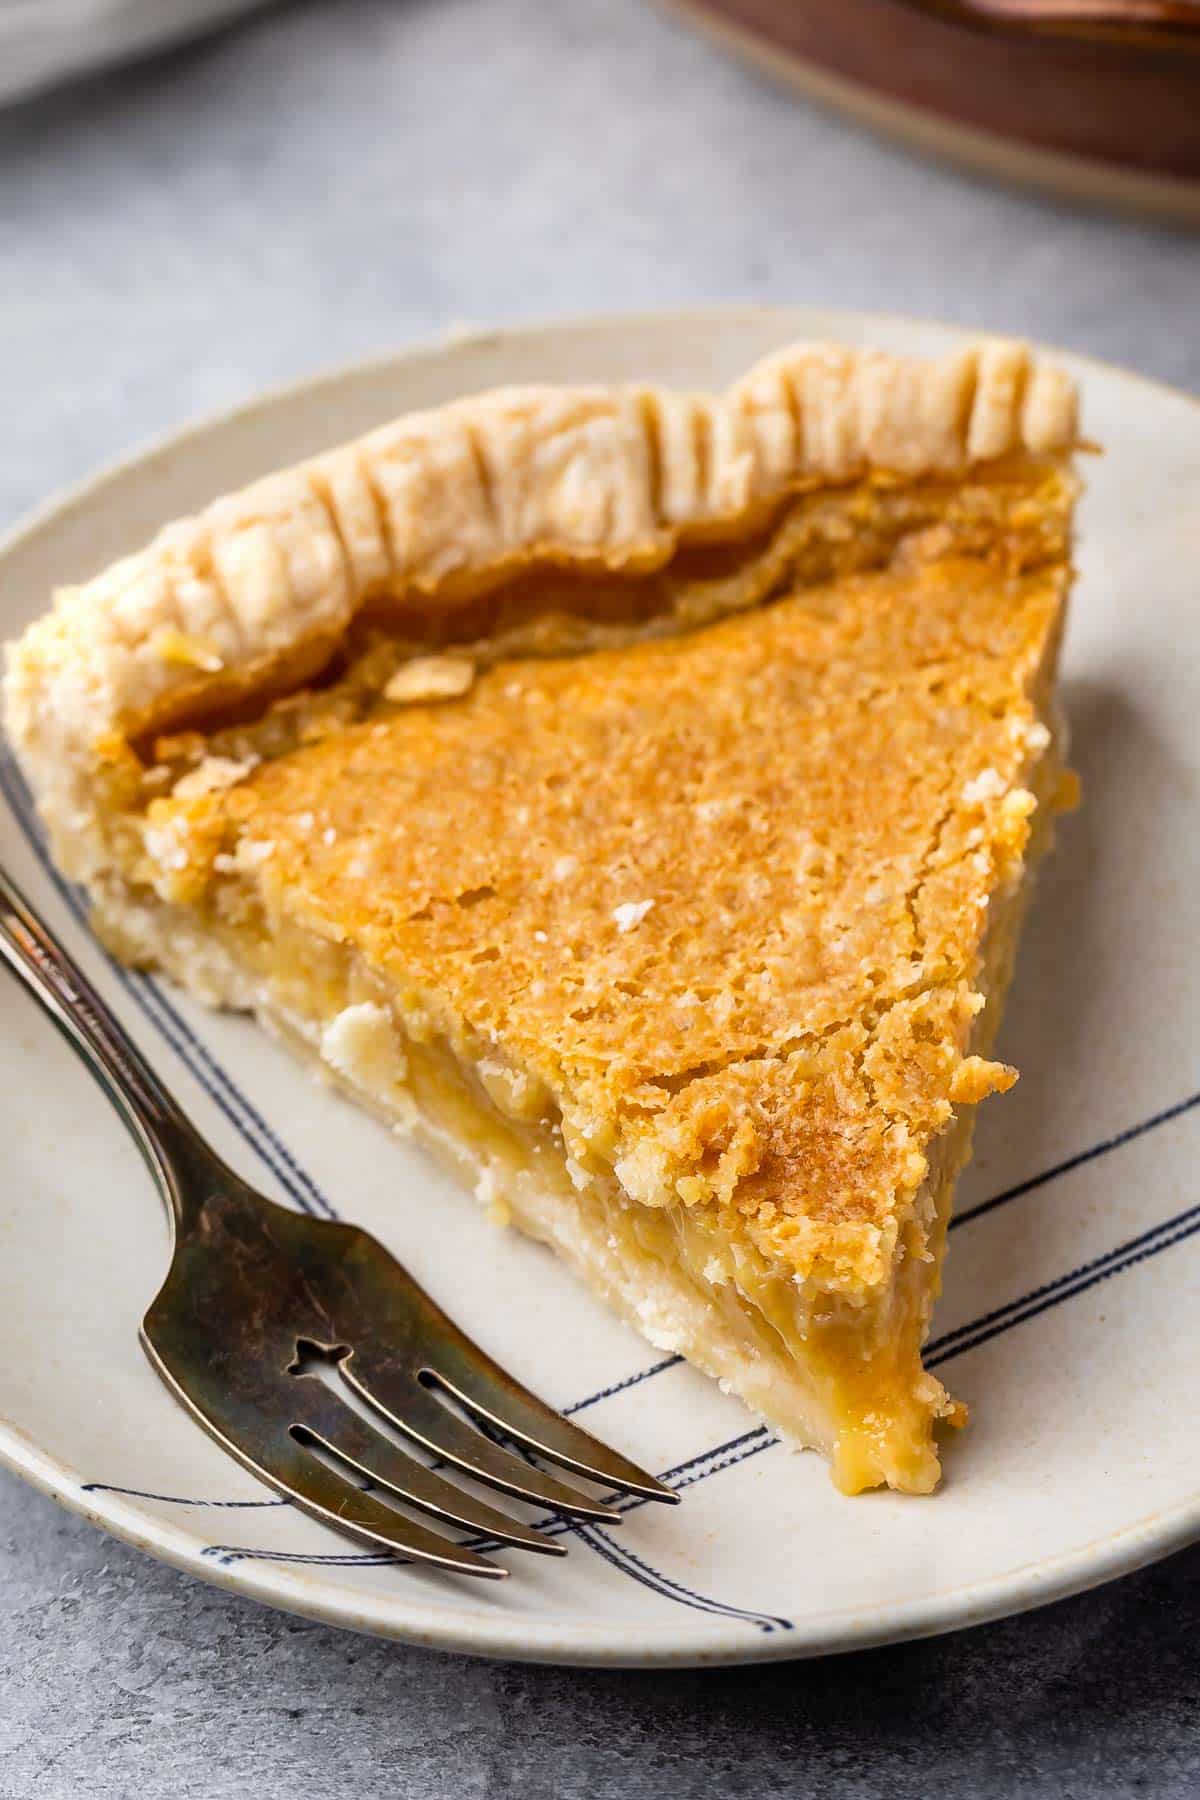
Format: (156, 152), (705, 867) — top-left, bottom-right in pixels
(4, 338), (1082, 1493)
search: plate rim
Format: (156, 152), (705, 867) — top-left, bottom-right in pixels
(4, 1418), (1200, 1668)
(2, 303), (1198, 1668)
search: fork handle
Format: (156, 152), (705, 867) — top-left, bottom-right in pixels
(0, 863), (218, 1231)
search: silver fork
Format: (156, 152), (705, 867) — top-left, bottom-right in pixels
(0, 865), (677, 1579)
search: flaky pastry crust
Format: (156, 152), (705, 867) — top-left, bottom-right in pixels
(5, 338), (1075, 878)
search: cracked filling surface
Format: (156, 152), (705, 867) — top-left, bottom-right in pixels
(133, 542), (1068, 1302)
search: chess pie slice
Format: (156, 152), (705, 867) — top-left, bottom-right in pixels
(5, 338), (1082, 1493)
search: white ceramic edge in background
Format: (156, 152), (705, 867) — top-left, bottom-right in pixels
(2, 306), (1197, 1667)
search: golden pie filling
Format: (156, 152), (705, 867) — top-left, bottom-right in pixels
(5, 340), (1082, 1492)
(96, 511), (1069, 1494)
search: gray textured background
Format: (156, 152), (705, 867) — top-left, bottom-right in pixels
(1, 2), (1198, 1794)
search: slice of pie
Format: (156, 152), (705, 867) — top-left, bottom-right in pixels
(4, 338), (1081, 1494)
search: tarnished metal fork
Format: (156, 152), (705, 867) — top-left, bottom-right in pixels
(0, 866), (677, 1578)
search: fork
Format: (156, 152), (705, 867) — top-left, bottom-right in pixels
(0, 865), (677, 1579)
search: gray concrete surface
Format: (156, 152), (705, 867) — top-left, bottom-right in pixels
(1, 1), (1197, 1793)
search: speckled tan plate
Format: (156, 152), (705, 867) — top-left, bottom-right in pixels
(2, 308), (1198, 1667)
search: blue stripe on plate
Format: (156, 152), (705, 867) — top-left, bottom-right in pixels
(0, 750), (339, 1219)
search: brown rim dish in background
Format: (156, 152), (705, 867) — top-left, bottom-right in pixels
(660, 0), (1200, 224)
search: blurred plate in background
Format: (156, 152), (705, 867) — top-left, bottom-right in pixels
(0, 0), (273, 106)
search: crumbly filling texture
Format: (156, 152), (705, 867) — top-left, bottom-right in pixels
(110, 483), (1074, 1307)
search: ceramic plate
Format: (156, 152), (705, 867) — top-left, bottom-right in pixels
(2, 309), (1198, 1667)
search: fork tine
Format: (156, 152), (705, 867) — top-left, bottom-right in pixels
(267, 1440), (507, 1579)
(291, 1398), (565, 1557)
(345, 1238), (673, 1501)
(424, 1357), (678, 1504)
(343, 1363), (623, 1522)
